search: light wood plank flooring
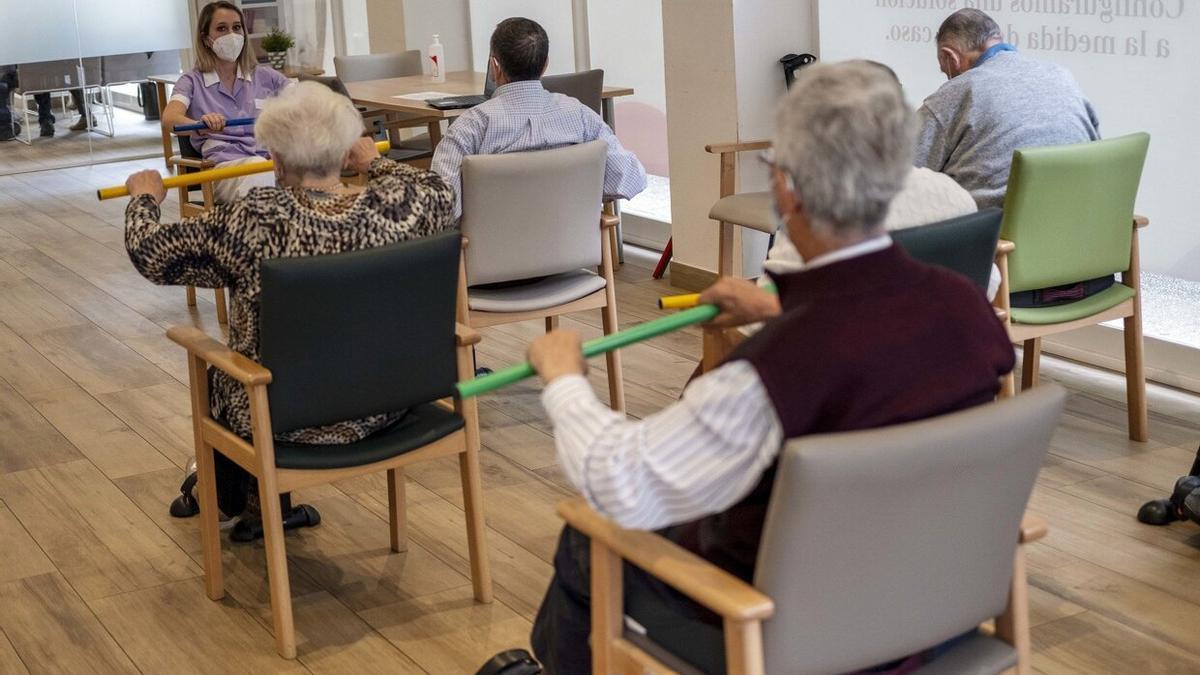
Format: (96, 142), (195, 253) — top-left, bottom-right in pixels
(0, 158), (1199, 674)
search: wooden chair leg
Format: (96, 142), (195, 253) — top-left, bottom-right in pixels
(258, 478), (297, 659)
(1000, 372), (1016, 399)
(1021, 338), (1041, 391)
(186, 285), (197, 307)
(995, 545), (1032, 675)
(545, 316), (559, 333)
(387, 468), (407, 553)
(601, 303), (626, 413)
(458, 409), (493, 603)
(213, 288), (229, 325)
(194, 444), (225, 601)
(1123, 311), (1148, 442)
(1123, 229), (1148, 442)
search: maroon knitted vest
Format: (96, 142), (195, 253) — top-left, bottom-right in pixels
(672, 245), (1015, 582)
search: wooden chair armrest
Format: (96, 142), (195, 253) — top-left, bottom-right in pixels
(167, 156), (214, 170)
(558, 498), (775, 622)
(1134, 215), (1149, 229)
(601, 213), (620, 230)
(456, 322), (481, 347)
(1019, 514), (1047, 544)
(166, 326), (273, 386)
(704, 140), (772, 155)
(995, 239), (1015, 256)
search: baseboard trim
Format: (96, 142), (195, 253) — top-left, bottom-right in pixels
(1042, 325), (1200, 395)
(669, 261), (718, 291)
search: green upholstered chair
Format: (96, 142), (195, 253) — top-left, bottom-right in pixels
(993, 132), (1150, 441)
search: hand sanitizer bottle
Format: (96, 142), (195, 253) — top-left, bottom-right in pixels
(429, 34), (446, 83)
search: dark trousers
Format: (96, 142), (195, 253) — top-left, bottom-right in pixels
(531, 526), (726, 674)
(31, 89), (86, 124)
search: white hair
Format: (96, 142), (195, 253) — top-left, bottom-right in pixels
(255, 81), (363, 178)
(773, 60), (916, 234)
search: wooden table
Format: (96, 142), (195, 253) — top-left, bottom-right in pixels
(345, 70), (635, 144)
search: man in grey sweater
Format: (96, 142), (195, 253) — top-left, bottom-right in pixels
(914, 9), (1100, 209)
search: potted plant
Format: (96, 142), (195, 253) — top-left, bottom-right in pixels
(261, 29), (295, 70)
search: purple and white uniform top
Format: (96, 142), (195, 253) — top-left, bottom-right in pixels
(169, 66), (291, 165)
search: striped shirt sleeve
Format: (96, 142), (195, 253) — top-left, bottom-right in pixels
(541, 361), (783, 531)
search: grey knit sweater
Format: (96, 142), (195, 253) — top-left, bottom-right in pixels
(914, 50), (1100, 209)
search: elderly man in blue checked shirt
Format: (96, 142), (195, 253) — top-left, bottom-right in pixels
(430, 17), (647, 219)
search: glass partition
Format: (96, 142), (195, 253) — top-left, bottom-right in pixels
(0, 0), (190, 176)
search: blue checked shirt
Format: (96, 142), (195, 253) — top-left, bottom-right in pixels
(431, 80), (647, 218)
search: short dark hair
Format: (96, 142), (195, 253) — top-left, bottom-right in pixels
(490, 17), (549, 81)
(936, 9), (1002, 51)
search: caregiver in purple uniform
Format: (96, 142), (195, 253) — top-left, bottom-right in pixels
(161, 1), (291, 203)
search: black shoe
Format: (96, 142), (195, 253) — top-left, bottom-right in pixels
(39, 122), (54, 137)
(475, 366), (494, 377)
(1137, 499), (1180, 526)
(230, 503), (321, 542)
(1137, 475), (1200, 526)
(476, 649), (542, 675)
(169, 471), (201, 518)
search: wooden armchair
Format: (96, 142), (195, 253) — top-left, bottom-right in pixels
(988, 133), (1151, 441)
(169, 233), (491, 658)
(563, 384), (1067, 674)
(167, 132), (229, 325)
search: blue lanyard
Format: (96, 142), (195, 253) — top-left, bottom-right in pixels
(974, 43), (1017, 69)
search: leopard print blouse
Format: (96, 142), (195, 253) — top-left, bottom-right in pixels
(126, 158), (455, 444)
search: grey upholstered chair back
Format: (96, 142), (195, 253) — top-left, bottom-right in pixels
(334, 50), (423, 82)
(461, 140), (606, 286)
(258, 232), (462, 434)
(891, 208), (1003, 293)
(542, 68), (604, 115)
(755, 385), (1066, 674)
(298, 74), (352, 99)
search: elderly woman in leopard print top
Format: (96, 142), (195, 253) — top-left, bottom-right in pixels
(123, 81), (455, 536)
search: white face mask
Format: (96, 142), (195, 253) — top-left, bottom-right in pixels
(211, 33), (245, 63)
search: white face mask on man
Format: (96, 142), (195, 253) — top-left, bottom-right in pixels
(211, 33), (245, 63)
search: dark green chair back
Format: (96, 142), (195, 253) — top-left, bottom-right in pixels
(892, 208), (1002, 293)
(258, 232), (462, 435)
(1000, 133), (1149, 293)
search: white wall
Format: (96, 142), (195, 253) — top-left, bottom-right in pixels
(588, 0), (669, 176)
(731, 0), (819, 275)
(402, 0), (472, 73)
(820, 1), (1199, 281)
(468, 0), (576, 75)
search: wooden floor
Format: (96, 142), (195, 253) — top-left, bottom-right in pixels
(0, 158), (1198, 674)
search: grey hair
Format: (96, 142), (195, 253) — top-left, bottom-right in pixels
(255, 81), (364, 178)
(936, 9), (1003, 51)
(772, 60), (915, 234)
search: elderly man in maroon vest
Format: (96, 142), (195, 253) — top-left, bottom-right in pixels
(482, 61), (1016, 675)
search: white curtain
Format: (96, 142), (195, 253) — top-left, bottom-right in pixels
(284, 0), (327, 69)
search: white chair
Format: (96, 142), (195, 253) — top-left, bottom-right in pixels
(460, 140), (625, 411)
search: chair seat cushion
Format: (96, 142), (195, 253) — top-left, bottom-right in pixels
(1010, 283), (1135, 325)
(708, 191), (775, 234)
(468, 270), (606, 313)
(912, 633), (1017, 674)
(274, 403), (463, 470)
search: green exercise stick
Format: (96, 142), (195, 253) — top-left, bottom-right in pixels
(456, 303), (720, 399)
